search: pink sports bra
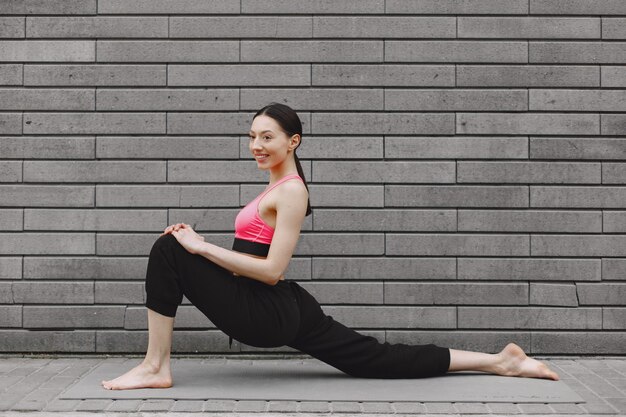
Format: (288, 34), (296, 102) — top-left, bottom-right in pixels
(234, 173), (303, 245)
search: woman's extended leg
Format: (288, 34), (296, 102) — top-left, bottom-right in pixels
(448, 342), (559, 380)
(101, 309), (174, 390)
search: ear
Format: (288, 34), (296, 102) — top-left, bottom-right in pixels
(289, 134), (301, 151)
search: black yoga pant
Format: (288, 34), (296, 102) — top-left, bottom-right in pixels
(145, 233), (451, 379)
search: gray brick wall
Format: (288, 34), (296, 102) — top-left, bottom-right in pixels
(0, 0), (624, 355)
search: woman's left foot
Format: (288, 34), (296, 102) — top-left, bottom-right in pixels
(496, 343), (559, 380)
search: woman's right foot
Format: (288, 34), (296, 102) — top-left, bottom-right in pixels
(101, 361), (172, 390)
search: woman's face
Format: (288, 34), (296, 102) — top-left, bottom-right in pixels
(248, 115), (297, 170)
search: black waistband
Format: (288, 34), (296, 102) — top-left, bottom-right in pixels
(232, 238), (270, 257)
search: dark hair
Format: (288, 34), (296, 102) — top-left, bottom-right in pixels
(253, 102), (312, 216)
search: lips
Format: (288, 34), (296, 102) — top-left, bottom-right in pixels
(255, 154), (269, 161)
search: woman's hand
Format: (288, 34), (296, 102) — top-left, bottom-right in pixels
(161, 223), (206, 255)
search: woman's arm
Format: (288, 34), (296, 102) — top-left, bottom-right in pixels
(198, 181), (309, 286)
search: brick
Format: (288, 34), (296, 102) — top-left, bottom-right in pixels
(602, 114), (626, 135)
(94, 281), (145, 304)
(169, 160), (310, 183)
(386, 233), (529, 256)
(531, 89), (626, 111)
(530, 283), (578, 306)
(23, 306), (125, 328)
(167, 112), (277, 135)
(0, 185), (93, 207)
(385, 282), (528, 305)
(171, 16), (310, 38)
(0, 257), (21, 279)
(23, 161), (165, 182)
(313, 64), (454, 86)
(0, 233), (94, 255)
(0, 17), (25, 38)
(602, 66), (626, 87)
(241, 88), (383, 111)
(603, 308), (626, 329)
(459, 161), (600, 184)
(313, 16), (455, 38)
(459, 209), (601, 232)
(0, 136), (94, 159)
(0, 89), (93, 111)
(1, 0), (96, 14)
(297, 282), (382, 304)
(97, 89), (238, 111)
(386, 0), (527, 14)
(242, 0), (383, 14)
(27, 17), (167, 38)
(532, 332), (626, 354)
(169, 64), (309, 86)
(314, 209), (455, 232)
(99, 136), (237, 159)
(387, 136), (526, 160)
(0, 306), (21, 327)
(314, 161), (454, 183)
(387, 185), (528, 208)
(387, 89), (526, 111)
(603, 18), (626, 39)
(0, 209), (22, 231)
(457, 113), (599, 135)
(603, 163), (626, 184)
(458, 64), (598, 87)
(386, 41), (527, 63)
(297, 233), (384, 256)
(530, 42), (626, 63)
(139, 400), (175, 412)
(459, 17), (599, 38)
(602, 259), (626, 281)
(313, 257), (455, 280)
(13, 282), (94, 304)
(458, 307), (602, 329)
(530, 137), (626, 159)
(325, 306), (456, 328)
(97, 40), (239, 63)
(96, 184), (238, 207)
(577, 283), (626, 305)
(458, 258), (601, 281)
(25, 209), (165, 231)
(0, 330), (95, 352)
(532, 235), (626, 256)
(242, 40), (382, 62)
(250, 136), (383, 159)
(23, 112), (165, 134)
(99, 0), (239, 13)
(0, 64), (22, 85)
(96, 233), (232, 257)
(0, 41), (94, 62)
(605, 211), (626, 232)
(312, 112), (454, 134)
(0, 113), (22, 134)
(0, 161), (21, 182)
(531, 0), (626, 14)
(532, 186), (626, 208)
(24, 64), (166, 86)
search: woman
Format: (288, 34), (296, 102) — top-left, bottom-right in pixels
(102, 103), (559, 390)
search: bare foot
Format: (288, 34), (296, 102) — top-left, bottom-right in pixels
(496, 343), (559, 381)
(101, 361), (172, 390)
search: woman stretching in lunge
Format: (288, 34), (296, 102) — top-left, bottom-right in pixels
(102, 103), (559, 390)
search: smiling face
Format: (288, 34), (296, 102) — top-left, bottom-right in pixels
(248, 114), (299, 171)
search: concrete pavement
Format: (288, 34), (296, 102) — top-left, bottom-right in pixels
(0, 354), (624, 416)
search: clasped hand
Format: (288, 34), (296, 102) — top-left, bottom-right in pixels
(160, 223), (206, 255)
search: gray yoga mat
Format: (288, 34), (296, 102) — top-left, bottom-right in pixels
(60, 358), (584, 403)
